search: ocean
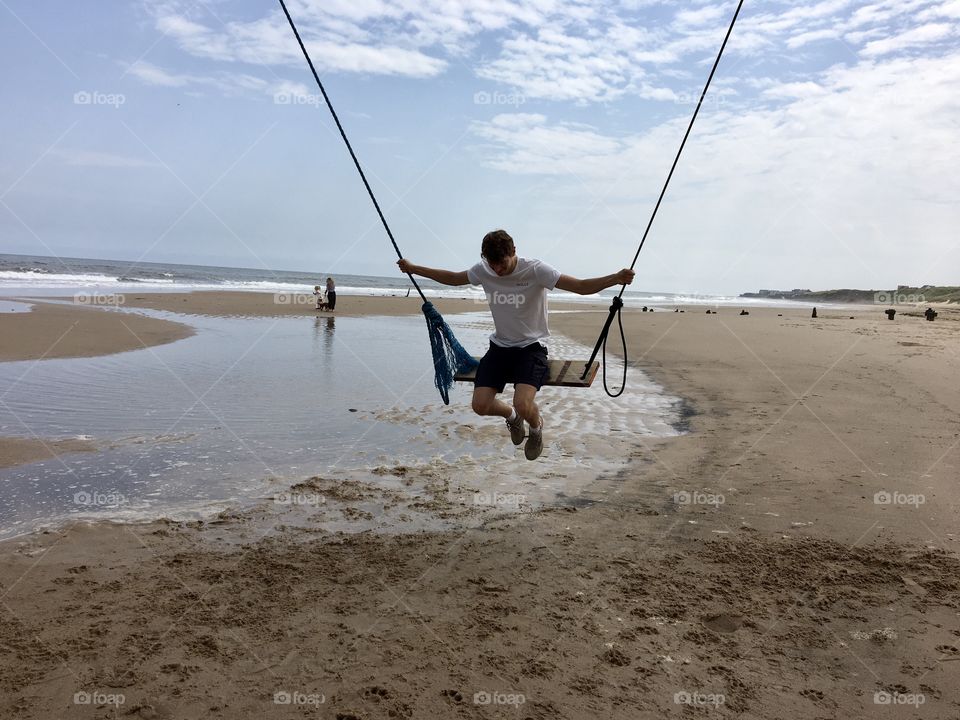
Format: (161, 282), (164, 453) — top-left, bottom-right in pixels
(0, 252), (815, 307)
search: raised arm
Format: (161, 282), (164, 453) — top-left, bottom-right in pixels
(397, 259), (470, 287)
(555, 269), (635, 295)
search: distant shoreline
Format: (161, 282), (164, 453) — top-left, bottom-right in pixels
(741, 285), (959, 304)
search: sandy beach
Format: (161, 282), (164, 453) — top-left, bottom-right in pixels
(1, 293), (958, 718)
(115, 290), (487, 319)
(0, 300), (194, 363)
(0, 437), (97, 470)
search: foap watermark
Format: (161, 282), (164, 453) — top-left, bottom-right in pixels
(473, 90), (525, 107)
(874, 291), (925, 305)
(273, 292), (314, 306)
(273, 491), (325, 507)
(273, 690), (325, 707)
(473, 690), (525, 706)
(874, 490), (925, 507)
(475, 291), (526, 308)
(472, 491), (525, 509)
(273, 91), (323, 108)
(874, 690), (925, 707)
(671, 292), (721, 305)
(674, 490), (725, 508)
(74, 292), (125, 306)
(674, 690), (725, 708)
(74, 691), (125, 706)
(73, 490), (126, 507)
(675, 92), (725, 110)
(74, 90), (125, 108)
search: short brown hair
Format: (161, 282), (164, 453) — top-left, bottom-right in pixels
(481, 229), (515, 264)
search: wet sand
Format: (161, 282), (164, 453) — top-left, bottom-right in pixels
(1, 297), (959, 718)
(0, 300), (193, 362)
(0, 300), (194, 469)
(0, 437), (97, 470)
(117, 290), (488, 318)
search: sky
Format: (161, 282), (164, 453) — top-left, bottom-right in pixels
(0, 0), (958, 295)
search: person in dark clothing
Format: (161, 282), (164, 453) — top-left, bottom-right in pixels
(325, 277), (336, 312)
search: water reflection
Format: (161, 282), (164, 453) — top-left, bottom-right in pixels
(314, 315), (335, 360)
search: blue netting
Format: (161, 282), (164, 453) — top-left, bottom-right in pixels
(422, 302), (478, 405)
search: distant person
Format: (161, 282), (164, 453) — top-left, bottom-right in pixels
(811, 307), (817, 318)
(313, 285), (326, 311)
(398, 229), (634, 461)
(325, 277), (337, 312)
(925, 307), (937, 321)
(885, 308), (896, 320)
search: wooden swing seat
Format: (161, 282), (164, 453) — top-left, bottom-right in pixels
(454, 359), (600, 388)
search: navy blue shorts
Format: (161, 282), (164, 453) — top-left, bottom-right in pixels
(474, 341), (549, 392)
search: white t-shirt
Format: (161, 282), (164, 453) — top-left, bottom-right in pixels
(467, 257), (561, 348)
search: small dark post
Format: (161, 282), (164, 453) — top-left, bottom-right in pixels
(811, 307), (817, 318)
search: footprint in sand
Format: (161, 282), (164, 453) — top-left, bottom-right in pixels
(601, 647), (631, 666)
(702, 612), (745, 633)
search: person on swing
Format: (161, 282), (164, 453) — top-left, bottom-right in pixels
(398, 229), (635, 460)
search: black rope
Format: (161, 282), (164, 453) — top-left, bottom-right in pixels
(600, 296), (627, 397)
(277, 0), (427, 303)
(582, 0), (745, 394)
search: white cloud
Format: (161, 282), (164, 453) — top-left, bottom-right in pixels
(127, 60), (200, 87)
(919, 0), (960, 19)
(861, 21), (956, 56)
(467, 50), (960, 271)
(845, 0), (931, 30)
(137, 0), (960, 107)
(149, 3), (447, 77)
(762, 80), (828, 99)
(126, 60), (271, 97)
(472, 113), (625, 173)
(675, 6), (727, 29)
(844, 27), (889, 44)
(305, 40), (446, 76)
(786, 28), (840, 49)
(477, 25), (640, 103)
